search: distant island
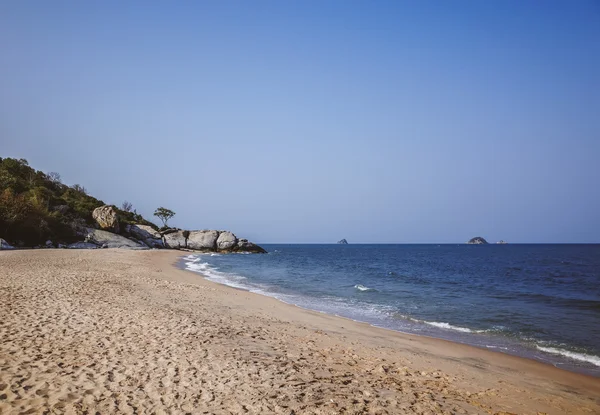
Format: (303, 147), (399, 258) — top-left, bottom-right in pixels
(337, 239), (348, 244)
(497, 240), (508, 244)
(467, 236), (488, 244)
(0, 157), (266, 253)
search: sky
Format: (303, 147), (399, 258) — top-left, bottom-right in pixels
(1, 1), (599, 243)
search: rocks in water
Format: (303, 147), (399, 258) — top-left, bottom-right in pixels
(337, 239), (348, 244)
(85, 228), (147, 249)
(497, 240), (508, 244)
(160, 229), (266, 253)
(0, 238), (15, 250)
(467, 236), (488, 244)
(234, 238), (267, 253)
(187, 230), (219, 251)
(125, 224), (164, 248)
(92, 205), (120, 233)
(216, 231), (237, 251)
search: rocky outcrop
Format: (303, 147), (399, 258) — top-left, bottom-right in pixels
(337, 239), (348, 244)
(187, 230), (219, 251)
(92, 205), (120, 233)
(467, 236), (488, 244)
(216, 231), (237, 251)
(162, 229), (188, 249)
(234, 239), (267, 253)
(159, 228), (266, 253)
(496, 240), (507, 244)
(0, 238), (15, 250)
(126, 224), (164, 248)
(85, 228), (147, 249)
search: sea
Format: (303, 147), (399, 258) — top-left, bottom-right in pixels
(181, 244), (600, 377)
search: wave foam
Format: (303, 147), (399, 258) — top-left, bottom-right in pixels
(536, 346), (600, 367)
(354, 284), (376, 292)
(423, 321), (482, 333)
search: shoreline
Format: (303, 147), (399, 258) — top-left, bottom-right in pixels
(1, 249), (599, 414)
(173, 253), (600, 384)
(179, 252), (600, 378)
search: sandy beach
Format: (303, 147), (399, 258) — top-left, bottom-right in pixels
(1, 249), (599, 414)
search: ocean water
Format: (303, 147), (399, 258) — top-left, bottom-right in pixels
(182, 244), (600, 376)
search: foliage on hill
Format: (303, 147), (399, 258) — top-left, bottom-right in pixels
(0, 157), (156, 246)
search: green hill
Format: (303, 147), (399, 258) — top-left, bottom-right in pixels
(0, 157), (155, 247)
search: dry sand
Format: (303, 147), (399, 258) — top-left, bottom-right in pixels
(1, 249), (599, 414)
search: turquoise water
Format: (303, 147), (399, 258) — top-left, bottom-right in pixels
(182, 244), (600, 376)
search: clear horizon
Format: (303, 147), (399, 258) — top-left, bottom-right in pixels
(2, 1), (599, 243)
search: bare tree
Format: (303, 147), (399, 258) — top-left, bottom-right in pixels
(47, 172), (61, 184)
(121, 201), (133, 212)
(72, 184), (87, 194)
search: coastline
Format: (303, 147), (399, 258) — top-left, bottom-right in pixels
(179, 249), (600, 377)
(1, 249), (599, 414)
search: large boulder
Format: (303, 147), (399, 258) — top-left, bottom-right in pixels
(162, 230), (188, 249)
(234, 238), (267, 253)
(216, 231), (237, 251)
(92, 205), (120, 233)
(126, 224), (164, 248)
(85, 228), (147, 249)
(0, 238), (15, 250)
(187, 230), (219, 251)
(467, 236), (488, 244)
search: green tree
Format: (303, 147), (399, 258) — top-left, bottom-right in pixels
(154, 207), (175, 227)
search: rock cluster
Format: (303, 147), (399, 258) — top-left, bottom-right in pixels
(162, 229), (266, 253)
(337, 239), (348, 244)
(1, 205), (267, 254)
(467, 237), (488, 244)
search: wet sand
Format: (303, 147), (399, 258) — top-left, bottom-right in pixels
(1, 249), (599, 414)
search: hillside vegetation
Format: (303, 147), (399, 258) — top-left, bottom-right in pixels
(0, 157), (155, 246)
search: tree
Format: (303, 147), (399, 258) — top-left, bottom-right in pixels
(121, 200), (133, 212)
(154, 207), (175, 227)
(47, 172), (61, 184)
(72, 184), (87, 194)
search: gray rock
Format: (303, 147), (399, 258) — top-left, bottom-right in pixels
(92, 205), (120, 233)
(58, 243), (67, 249)
(45, 240), (54, 248)
(216, 231), (237, 251)
(85, 228), (147, 249)
(162, 230), (189, 249)
(187, 230), (219, 251)
(467, 236), (488, 244)
(235, 239), (267, 253)
(496, 240), (508, 244)
(68, 241), (99, 249)
(126, 224), (164, 248)
(337, 239), (348, 244)
(0, 238), (15, 250)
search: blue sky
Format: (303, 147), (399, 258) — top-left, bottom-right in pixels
(1, 1), (599, 243)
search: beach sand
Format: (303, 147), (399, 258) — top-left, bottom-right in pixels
(1, 249), (599, 414)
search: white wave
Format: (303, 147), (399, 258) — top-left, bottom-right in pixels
(354, 284), (376, 292)
(423, 321), (481, 333)
(210, 253), (221, 257)
(536, 346), (600, 367)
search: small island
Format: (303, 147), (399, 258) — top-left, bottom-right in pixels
(497, 240), (508, 244)
(337, 239), (348, 244)
(467, 236), (488, 244)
